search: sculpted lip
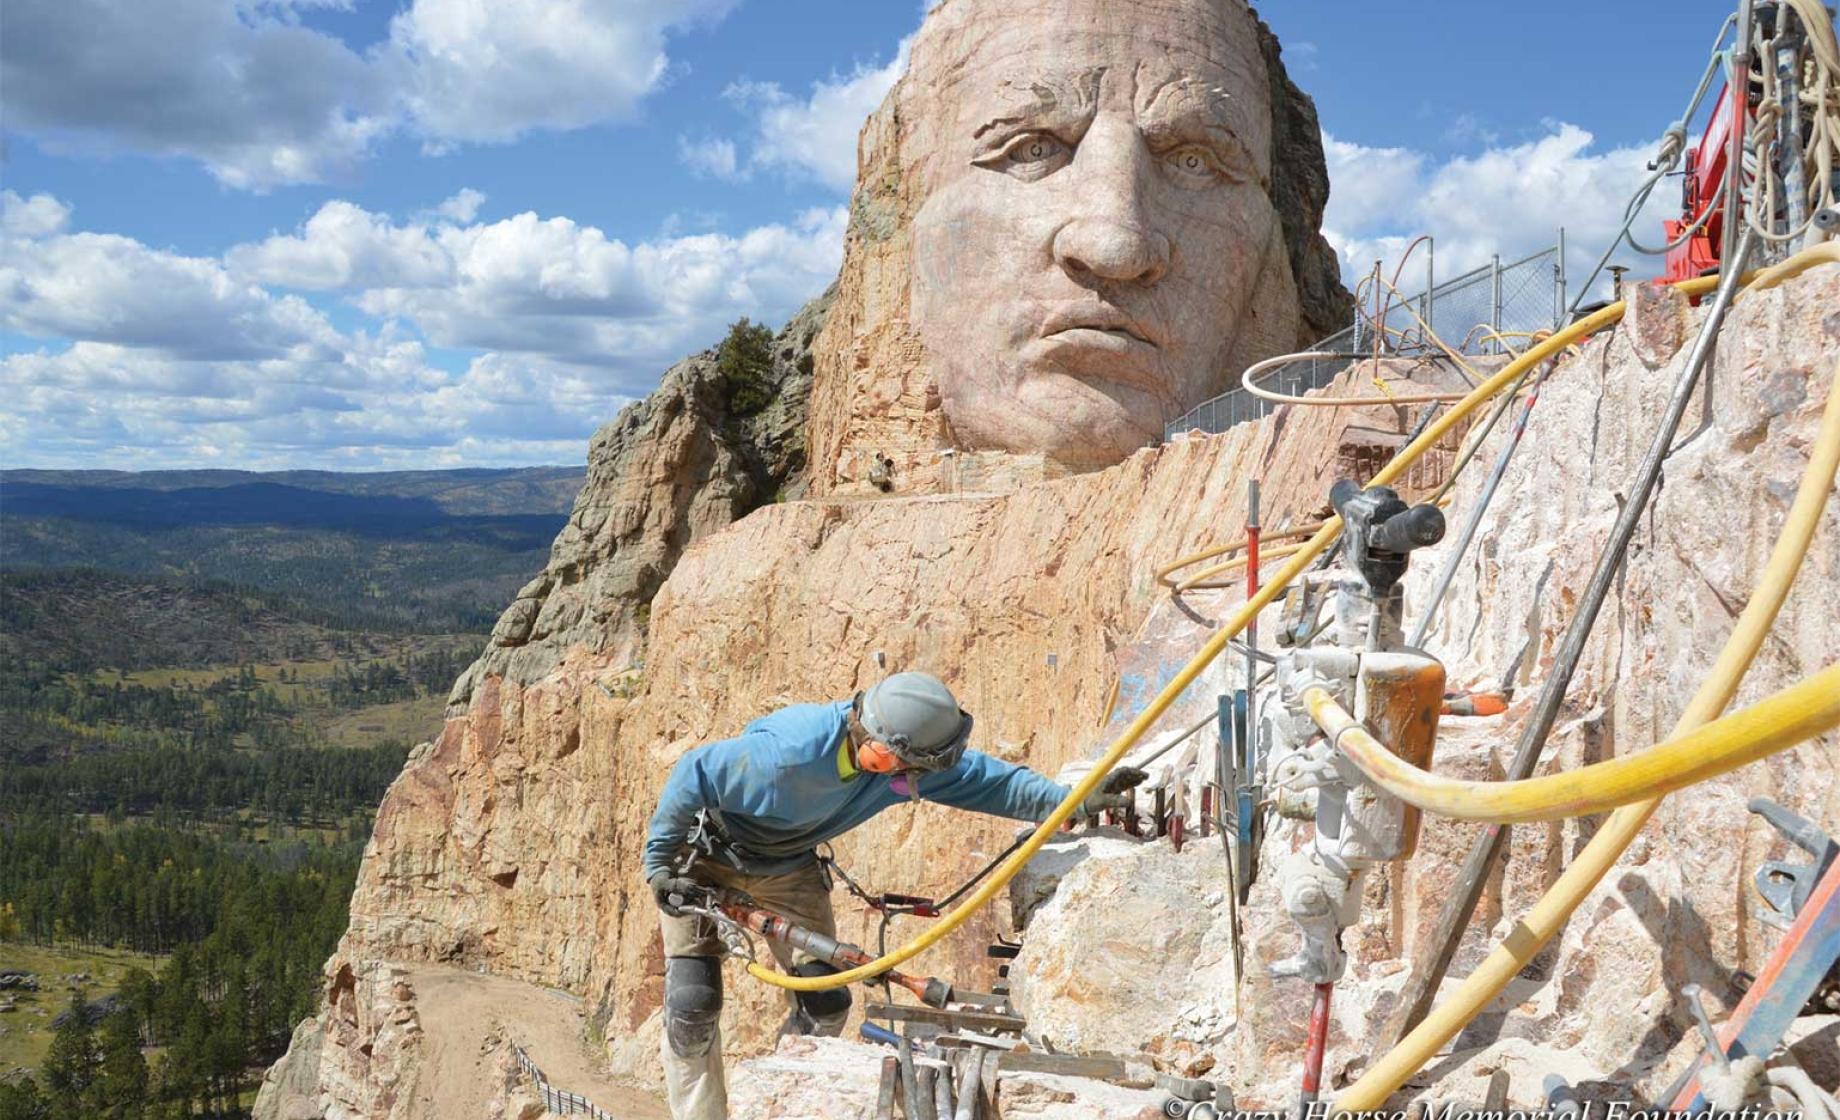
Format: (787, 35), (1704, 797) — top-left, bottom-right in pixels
(1039, 305), (1161, 348)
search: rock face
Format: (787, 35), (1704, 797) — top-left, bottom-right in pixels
(806, 0), (1350, 495)
(260, 262), (1840, 1114)
(453, 290), (833, 701)
(262, 349), (1464, 1116)
(1004, 268), (1840, 1106)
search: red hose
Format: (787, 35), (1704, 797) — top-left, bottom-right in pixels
(1301, 982), (1334, 1102)
(1246, 524), (1261, 600)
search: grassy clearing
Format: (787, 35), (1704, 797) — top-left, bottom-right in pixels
(319, 692), (447, 750)
(0, 943), (163, 1075)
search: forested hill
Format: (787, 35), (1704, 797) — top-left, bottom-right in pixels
(1, 570), (356, 672)
(0, 467), (585, 632)
(0, 472), (534, 1112)
(0, 466), (585, 516)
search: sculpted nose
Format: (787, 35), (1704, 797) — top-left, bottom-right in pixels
(1053, 217), (1171, 285)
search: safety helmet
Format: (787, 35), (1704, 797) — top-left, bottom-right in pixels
(856, 671), (974, 773)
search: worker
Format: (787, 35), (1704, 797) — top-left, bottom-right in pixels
(643, 670), (1144, 1120)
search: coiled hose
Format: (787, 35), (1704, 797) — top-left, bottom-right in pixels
(1333, 247), (1840, 1109)
(748, 247), (1838, 1002)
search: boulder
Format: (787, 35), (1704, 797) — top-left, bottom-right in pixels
(727, 1036), (887, 1119)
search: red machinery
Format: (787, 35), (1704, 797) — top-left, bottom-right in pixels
(1663, 79), (1746, 282)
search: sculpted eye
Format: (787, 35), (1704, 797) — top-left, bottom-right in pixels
(1010, 135), (1062, 164)
(1163, 144), (1227, 186)
(973, 131), (1071, 181)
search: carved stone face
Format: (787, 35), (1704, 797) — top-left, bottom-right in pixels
(909, 0), (1284, 468)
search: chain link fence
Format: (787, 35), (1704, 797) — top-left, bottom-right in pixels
(1166, 241), (1566, 440)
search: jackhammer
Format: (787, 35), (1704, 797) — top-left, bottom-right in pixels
(1265, 480), (1447, 1107)
(666, 816), (962, 1009)
(669, 879), (959, 1008)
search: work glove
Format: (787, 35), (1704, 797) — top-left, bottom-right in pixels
(649, 871), (709, 918)
(1075, 765), (1148, 821)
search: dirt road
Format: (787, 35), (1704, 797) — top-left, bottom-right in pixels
(400, 963), (668, 1119)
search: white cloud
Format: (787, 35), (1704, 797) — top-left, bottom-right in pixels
(1, 191), (845, 469)
(1, 191), (74, 239)
(368, 205), (848, 381)
(434, 188), (488, 224)
(226, 199), (847, 386)
(0, 341), (619, 469)
(0, 0), (738, 189)
(722, 39), (911, 191)
(1, 0), (389, 190)
(228, 201), (455, 291)
(1321, 124), (1670, 305)
(383, 0), (736, 143)
(677, 136), (741, 180)
(1, 229), (341, 363)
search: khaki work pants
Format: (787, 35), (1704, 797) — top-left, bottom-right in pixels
(658, 860), (840, 1120)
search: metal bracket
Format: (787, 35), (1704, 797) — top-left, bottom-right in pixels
(1749, 797), (1840, 929)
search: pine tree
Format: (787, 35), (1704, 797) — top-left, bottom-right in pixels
(0, 1077), (51, 1120)
(97, 1010), (149, 1119)
(42, 990), (100, 1112)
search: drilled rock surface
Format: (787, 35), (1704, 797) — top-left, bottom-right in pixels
(1005, 265), (1840, 1107)
(725, 1036), (886, 1119)
(260, 263), (1839, 1114)
(1011, 841), (1237, 1075)
(995, 1072), (1170, 1119)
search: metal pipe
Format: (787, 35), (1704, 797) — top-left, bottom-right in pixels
(1777, 22), (1808, 242)
(928, 1059), (953, 1120)
(1425, 236), (1436, 338)
(953, 1050), (984, 1120)
(898, 1027), (923, 1120)
(878, 1055), (900, 1120)
(1387, 228), (1759, 1042)
(1490, 253), (1503, 353)
(1724, 0), (1757, 266)
(1244, 478), (1261, 796)
(1408, 363), (1553, 648)
(1554, 227), (1567, 328)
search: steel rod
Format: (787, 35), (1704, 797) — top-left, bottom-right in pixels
(1408, 364), (1554, 648)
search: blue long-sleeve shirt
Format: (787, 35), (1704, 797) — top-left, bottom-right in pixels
(642, 699), (1071, 879)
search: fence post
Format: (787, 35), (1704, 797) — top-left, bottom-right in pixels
(1554, 229), (1567, 330)
(1424, 236), (1436, 342)
(1490, 253), (1503, 353)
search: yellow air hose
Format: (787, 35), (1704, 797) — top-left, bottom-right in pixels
(1334, 251), (1840, 1108)
(748, 248), (1835, 1000)
(1303, 664), (1840, 825)
(1154, 523), (1327, 589)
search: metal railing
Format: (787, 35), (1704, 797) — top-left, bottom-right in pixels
(1166, 236), (1568, 440)
(512, 1044), (617, 1119)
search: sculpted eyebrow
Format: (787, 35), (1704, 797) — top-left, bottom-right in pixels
(1135, 72), (1266, 181)
(971, 68), (1104, 141)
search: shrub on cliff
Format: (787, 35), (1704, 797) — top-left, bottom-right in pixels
(715, 317), (777, 416)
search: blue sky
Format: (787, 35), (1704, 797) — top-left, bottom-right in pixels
(0, 0), (1744, 470)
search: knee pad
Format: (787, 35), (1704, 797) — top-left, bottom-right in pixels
(663, 956), (723, 1058)
(790, 960), (851, 1033)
